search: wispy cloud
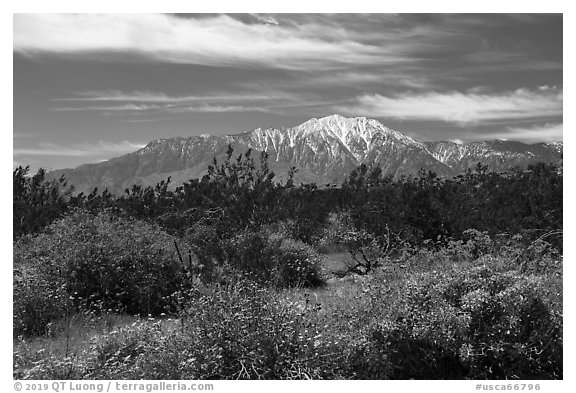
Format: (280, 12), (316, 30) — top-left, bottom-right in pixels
(56, 90), (291, 103)
(296, 71), (436, 90)
(14, 14), (418, 70)
(52, 103), (158, 112)
(119, 117), (173, 124)
(165, 105), (259, 113)
(502, 123), (563, 142)
(13, 140), (146, 157)
(250, 14), (279, 26)
(52, 103), (268, 114)
(338, 87), (562, 125)
(52, 90), (306, 114)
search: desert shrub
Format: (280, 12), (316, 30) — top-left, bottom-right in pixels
(87, 321), (163, 379)
(439, 230), (494, 262)
(354, 257), (563, 380)
(460, 229), (495, 257)
(440, 265), (514, 308)
(220, 231), (273, 281)
(346, 271), (470, 379)
(410, 231), (562, 280)
(461, 278), (562, 379)
(13, 264), (73, 336)
(320, 211), (391, 275)
(181, 223), (224, 280)
(266, 234), (325, 288)
(178, 280), (318, 379)
(14, 209), (192, 321)
(88, 280), (346, 380)
(511, 236), (562, 275)
(14, 355), (88, 380)
(221, 230), (325, 288)
(351, 325), (467, 380)
(13, 233), (562, 380)
(13, 166), (71, 238)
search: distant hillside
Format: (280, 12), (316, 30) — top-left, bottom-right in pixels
(51, 115), (563, 194)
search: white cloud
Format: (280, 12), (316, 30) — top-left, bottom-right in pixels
(57, 90), (290, 103)
(250, 14), (279, 26)
(13, 140), (146, 157)
(447, 123), (562, 144)
(14, 14), (409, 70)
(306, 72), (435, 90)
(504, 123), (563, 142)
(338, 88), (562, 125)
(52, 90), (299, 114)
(166, 105), (257, 113)
(52, 103), (158, 112)
(52, 103), (266, 114)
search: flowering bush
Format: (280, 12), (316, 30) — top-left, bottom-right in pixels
(222, 230), (325, 288)
(14, 209), (192, 335)
(87, 279), (346, 379)
(267, 235), (325, 288)
(14, 228), (562, 380)
(353, 257), (563, 379)
(13, 265), (72, 336)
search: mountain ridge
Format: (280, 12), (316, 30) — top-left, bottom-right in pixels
(50, 115), (563, 194)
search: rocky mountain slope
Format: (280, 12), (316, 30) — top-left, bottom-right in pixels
(51, 115), (563, 194)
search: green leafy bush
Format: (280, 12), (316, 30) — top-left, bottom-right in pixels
(14, 355), (87, 380)
(220, 231), (272, 282)
(222, 230), (325, 288)
(267, 235), (325, 288)
(462, 278), (562, 379)
(14, 210), (192, 328)
(354, 257), (562, 379)
(13, 227), (562, 380)
(88, 280), (345, 379)
(13, 265), (72, 336)
(13, 166), (71, 238)
(351, 325), (467, 379)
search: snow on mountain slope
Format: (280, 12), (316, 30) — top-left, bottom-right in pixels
(424, 140), (562, 172)
(50, 115), (563, 194)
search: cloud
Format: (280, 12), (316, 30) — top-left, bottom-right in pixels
(250, 14), (279, 26)
(300, 71), (435, 90)
(338, 88), (562, 125)
(13, 140), (146, 157)
(56, 90), (291, 103)
(120, 117), (172, 124)
(52, 103), (158, 112)
(165, 105), (257, 113)
(14, 14), (414, 70)
(52, 103), (267, 114)
(52, 90), (304, 114)
(503, 123), (563, 142)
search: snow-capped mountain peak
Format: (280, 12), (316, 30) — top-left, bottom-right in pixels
(51, 115), (563, 194)
(290, 114), (421, 161)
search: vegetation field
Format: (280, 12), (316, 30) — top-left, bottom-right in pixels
(13, 149), (563, 379)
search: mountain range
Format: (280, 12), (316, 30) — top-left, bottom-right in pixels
(51, 115), (563, 194)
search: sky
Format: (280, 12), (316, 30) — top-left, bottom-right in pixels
(13, 13), (563, 171)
